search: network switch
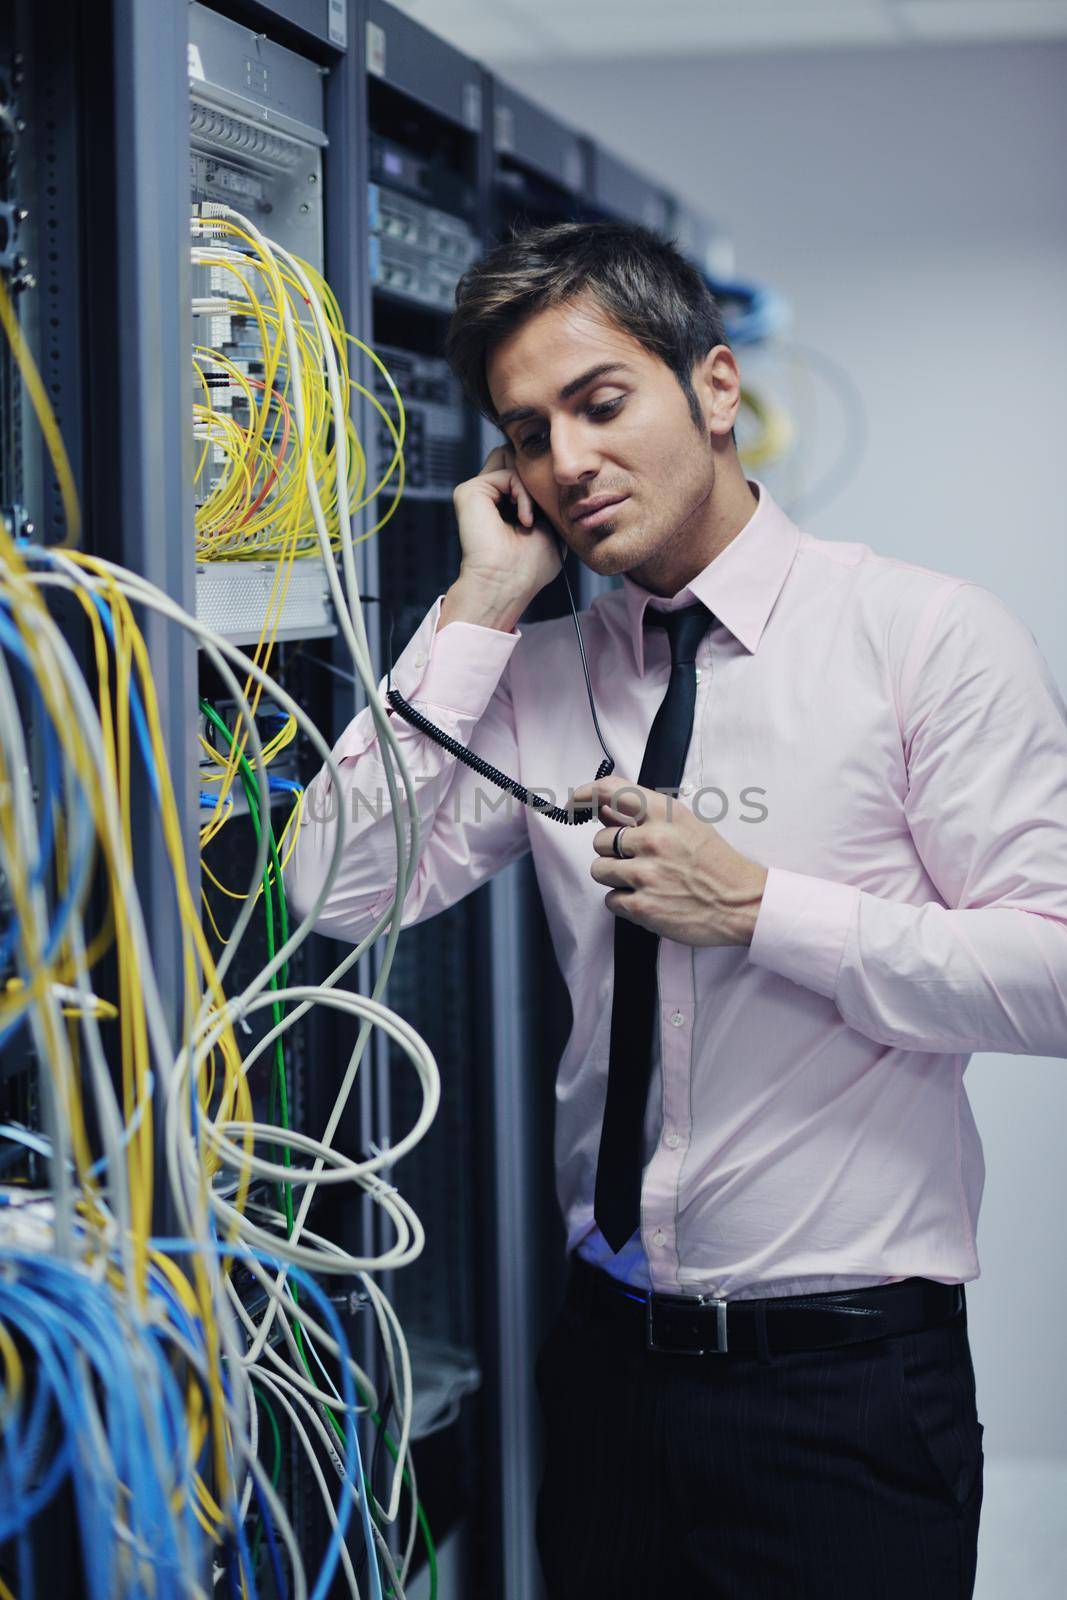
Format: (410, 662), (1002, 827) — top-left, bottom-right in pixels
(368, 181), (479, 311)
(373, 343), (468, 498)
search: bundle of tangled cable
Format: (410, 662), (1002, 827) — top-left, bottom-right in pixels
(0, 217), (442, 1598)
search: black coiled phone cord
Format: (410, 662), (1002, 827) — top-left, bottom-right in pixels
(384, 538), (615, 826)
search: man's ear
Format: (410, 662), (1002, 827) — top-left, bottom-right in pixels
(695, 344), (742, 439)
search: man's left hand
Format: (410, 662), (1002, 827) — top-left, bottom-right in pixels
(571, 776), (768, 948)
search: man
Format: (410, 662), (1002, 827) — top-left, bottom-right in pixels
(287, 222), (1067, 1597)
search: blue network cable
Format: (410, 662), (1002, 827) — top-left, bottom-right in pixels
(0, 602), (96, 1055)
(0, 606), (61, 891)
(8, 544), (161, 801)
(1, 549), (384, 1597)
(0, 1248), (296, 1595)
(152, 1239), (383, 1600)
(85, 589), (161, 805)
(0, 1254), (200, 1598)
(704, 274), (790, 346)
(251, 1469), (288, 1600)
(0, 1069), (154, 1179)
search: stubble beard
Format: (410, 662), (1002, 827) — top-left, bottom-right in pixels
(594, 492), (709, 584)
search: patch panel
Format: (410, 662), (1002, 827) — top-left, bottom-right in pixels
(188, 1), (332, 639)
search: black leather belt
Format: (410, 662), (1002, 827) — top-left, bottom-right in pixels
(567, 1256), (965, 1358)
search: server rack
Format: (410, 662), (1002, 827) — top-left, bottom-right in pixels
(481, 70), (616, 1600)
(0, 1), (723, 1593)
(588, 141), (673, 234)
(352, 9), (493, 1591)
(0, 2), (198, 1587)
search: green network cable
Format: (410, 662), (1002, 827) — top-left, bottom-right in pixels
(199, 700), (293, 1226)
(250, 1382), (283, 1570)
(201, 701), (438, 1598)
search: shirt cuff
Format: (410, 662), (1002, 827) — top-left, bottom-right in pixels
(330, 598), (521, 766)
(385, 594), (521, 721)
(747, 867), (858, 998)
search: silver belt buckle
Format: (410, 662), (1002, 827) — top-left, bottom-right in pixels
(645, 1291), (729, 1355)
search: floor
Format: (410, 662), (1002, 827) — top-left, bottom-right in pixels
(974, 1456), (1067, 1599)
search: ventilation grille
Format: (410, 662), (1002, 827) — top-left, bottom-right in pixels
(195, 559), (335, 643)
(190, 97), (305, 173)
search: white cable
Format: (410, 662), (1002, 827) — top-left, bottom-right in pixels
(2, 203), (449, 1585)
(153, 1318), (310, 1600)
(251, 1368), (363, 1599)
(225, 1271), (376, 1416)
(360, 1273), (413, 1526)
(253, 1365), (408, 1600)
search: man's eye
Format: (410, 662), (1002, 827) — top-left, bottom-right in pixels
(517, 396), (623, 453)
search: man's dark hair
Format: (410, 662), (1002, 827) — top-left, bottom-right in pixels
(444, 220), (731, 434)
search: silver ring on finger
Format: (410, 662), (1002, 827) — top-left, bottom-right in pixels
(611, 825), (631, 861)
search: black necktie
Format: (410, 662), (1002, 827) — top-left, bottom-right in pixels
(593, 600), (713, 1254)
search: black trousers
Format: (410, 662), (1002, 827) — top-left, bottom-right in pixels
(535, 1275), (984, 1599)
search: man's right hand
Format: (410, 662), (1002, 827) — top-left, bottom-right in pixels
(437, 445), (562, 633)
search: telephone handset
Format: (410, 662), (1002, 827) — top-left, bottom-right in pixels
(384, 484), (615, 825)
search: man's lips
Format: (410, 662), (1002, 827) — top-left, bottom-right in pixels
(570, 494), (629, 529)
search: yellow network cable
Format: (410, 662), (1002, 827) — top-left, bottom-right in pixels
(201, 788), (303, 911)
(82, 557), (255, 1494)
(1, 978), (118, 1021)
(190, 217), (407, 889)
(0, 274), (80, 545)
(0, 205), (426, 1564)
(191, 221), (408, 563)
(737, 383), (795, 470)
(192, 230), (318, 831)
(0, 564), (107, 1216)
(145, 1247), (225, 1539)
(193, 227), (340, 560)
(198, 705), (296, 781)
(1, 239), (291, 1545)
(0, 1314), (25, 1423)
(0, 517), (249, 1495)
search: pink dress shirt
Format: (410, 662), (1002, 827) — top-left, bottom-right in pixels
(286, 481), (1067, 1299)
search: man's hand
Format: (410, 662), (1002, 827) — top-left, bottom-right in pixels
(453, 443), (559, 583)
(571, 775), (768, 947)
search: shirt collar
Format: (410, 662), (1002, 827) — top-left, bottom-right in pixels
(620, 479), (801, 675)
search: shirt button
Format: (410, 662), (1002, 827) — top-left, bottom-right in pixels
(694, 667), (703, 683)
(652, 1231), (667, 1247)
(680, 781), (694, 797)
(665, 1132), (680, 1150)
(669, 1010), (685, 1027)
(412, 651), (427, 668)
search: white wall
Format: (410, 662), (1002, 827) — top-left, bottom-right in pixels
(496, 41), (1067, 1465)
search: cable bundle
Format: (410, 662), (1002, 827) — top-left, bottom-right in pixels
(191, 204), (407, 953)
(0, 1248), (207, 1598)
(191, 208), (403, 562)
(0, 202), (444, 1596)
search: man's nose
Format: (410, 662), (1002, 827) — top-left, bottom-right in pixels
(550, 420), (601, 487)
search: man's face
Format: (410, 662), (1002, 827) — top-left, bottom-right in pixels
(486, 293), (720, 582)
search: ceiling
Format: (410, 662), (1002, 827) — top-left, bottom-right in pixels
(387, 0), (1067, 64)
